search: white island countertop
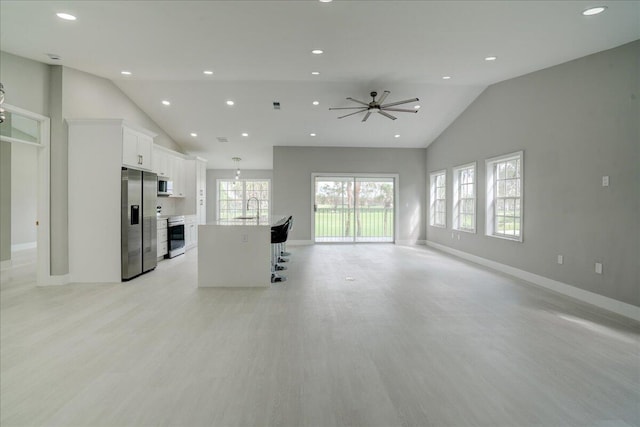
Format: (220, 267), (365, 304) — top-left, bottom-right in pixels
(212, 216), (286, 226)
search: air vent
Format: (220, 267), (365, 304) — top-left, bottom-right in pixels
(273, 101), (281, 110)
(217, 137), (229, 143)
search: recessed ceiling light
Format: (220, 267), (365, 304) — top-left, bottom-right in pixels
(226, 100), (235, 106)
(312, 49), (324, 55)
(203, 70), (214, 75)
(56, 12), (77, 21)
(319, 0), (332, 2)
(311, 71), (320, 75)
(121, 71), (132, 76)
(582, 6), (607, 16)
(162, 100), (171, 106)
(312, 101), (320, 106)
(414, 105), (421, 109)
(485, 56), (497, 61)
(190, 132), (198, 137)
(394, 134), (401, 138)
(442, 76), (451, 80)
(241, 133), (249, 137)
(310, 133), (317, 137)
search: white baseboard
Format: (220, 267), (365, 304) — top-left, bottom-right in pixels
(1, 260), (11, 270)
(397, 239), (426, 246)
(12, 242), (37, 252)
(288, 240), (314, 246)
(426, 241), (640, 322)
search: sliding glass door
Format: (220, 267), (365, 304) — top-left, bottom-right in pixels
(314, 176), (394, 243)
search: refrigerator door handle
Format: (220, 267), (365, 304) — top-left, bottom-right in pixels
(131, 205), (140, 225)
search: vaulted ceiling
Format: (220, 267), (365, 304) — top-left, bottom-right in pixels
(2, 1), (639, 168)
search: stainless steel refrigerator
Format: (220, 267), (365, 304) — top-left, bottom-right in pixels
(121, 168), (157, 280)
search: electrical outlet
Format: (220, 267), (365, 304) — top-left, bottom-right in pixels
(602, 176), (609, 187)
(557, 255), (563, 265)
(595, 262), (603, 275)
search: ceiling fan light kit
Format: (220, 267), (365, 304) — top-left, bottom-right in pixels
(329, 90), (419, 122)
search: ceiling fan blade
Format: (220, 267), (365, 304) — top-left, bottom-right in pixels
(329, 107), (371, 110)
(377, 90), (390, 104)
(362, 111), (372, 122)
(346, 97), (369, 106)
(378, 110), (397, 120)
(380, 97), (420, 108)
(337, 109), (367, 119)
(382, 108), (418, 113)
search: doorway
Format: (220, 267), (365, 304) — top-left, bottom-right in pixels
(0, 104), (50, 284)
(313, 175), (396, 243)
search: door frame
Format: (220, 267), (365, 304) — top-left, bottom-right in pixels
(311, 173), (399, 244)
(0, 104), (51, 284)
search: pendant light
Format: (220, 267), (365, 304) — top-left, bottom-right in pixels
(232, 157), (241, 180)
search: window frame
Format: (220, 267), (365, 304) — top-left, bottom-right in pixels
(452, 162), (477, 233)
(485, 151), (524, 242)
(216, 178), (271, 222)
(429, 170), (447, 228)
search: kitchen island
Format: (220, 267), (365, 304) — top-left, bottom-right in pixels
(197, 217), (286, 287)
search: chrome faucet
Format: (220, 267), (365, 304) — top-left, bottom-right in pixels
(247, 197), (260, 224)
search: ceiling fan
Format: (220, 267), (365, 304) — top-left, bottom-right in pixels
(329, 90), (419, 122)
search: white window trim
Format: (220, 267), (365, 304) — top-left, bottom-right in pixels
(485, 151), (524, 242)
(216, 178), (272, 221)
(452, 162), (477, 234)
(429, 169), (446, 228)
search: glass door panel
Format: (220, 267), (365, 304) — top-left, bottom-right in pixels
(314, 176), (394, 243)
(354, 177), (394, 242)
(314, 177), (354, 242)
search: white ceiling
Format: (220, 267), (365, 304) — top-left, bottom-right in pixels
(1, 1), (639, 169)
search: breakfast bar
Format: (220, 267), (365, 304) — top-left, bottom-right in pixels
(197, 216), (286, 287)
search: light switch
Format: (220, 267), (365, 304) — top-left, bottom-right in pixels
(602, 176), (609, 187)
(241, 234), (248, 243)
(557, 255), (563, 265)
(595, 262), (603, 275)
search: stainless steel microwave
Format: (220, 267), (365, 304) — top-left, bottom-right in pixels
(157, 178), (173, 196)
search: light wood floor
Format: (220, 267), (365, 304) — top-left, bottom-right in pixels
(1, 245), (639, 427)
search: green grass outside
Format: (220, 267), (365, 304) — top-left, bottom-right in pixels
(315, 208), (394, 238)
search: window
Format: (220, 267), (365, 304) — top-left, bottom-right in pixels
(486, 151), (523, 241)
(452, 162), (476, 233)
(429, 170), (446, 228)
(217, 179), (270, 222)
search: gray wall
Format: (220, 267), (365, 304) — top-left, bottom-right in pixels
(0, 142), (10, 262)
(11, 143), (37, 246)
(206, 169), (274, 222)
(273, 146), (426, 243)
(426, 40), (639, 306)
(0, 51), (182, 275)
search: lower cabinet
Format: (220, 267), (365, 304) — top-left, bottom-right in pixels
(157, 219), (168, 258)
(185, 215), (198, 250)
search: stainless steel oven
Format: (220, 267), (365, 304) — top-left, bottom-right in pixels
(167, 216), (185, 258)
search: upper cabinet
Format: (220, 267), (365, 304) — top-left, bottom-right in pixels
(152, 148), (170, 178)
(122, 126), (154, 171)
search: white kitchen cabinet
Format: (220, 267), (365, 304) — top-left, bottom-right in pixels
(185, 215), (198, 249)
(170, 155), (186, 197)
(122, 126), (153, 171)
(181, 158), (208, 223)
(152, 148), (170, 178)
(157, 219), (168, 258)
